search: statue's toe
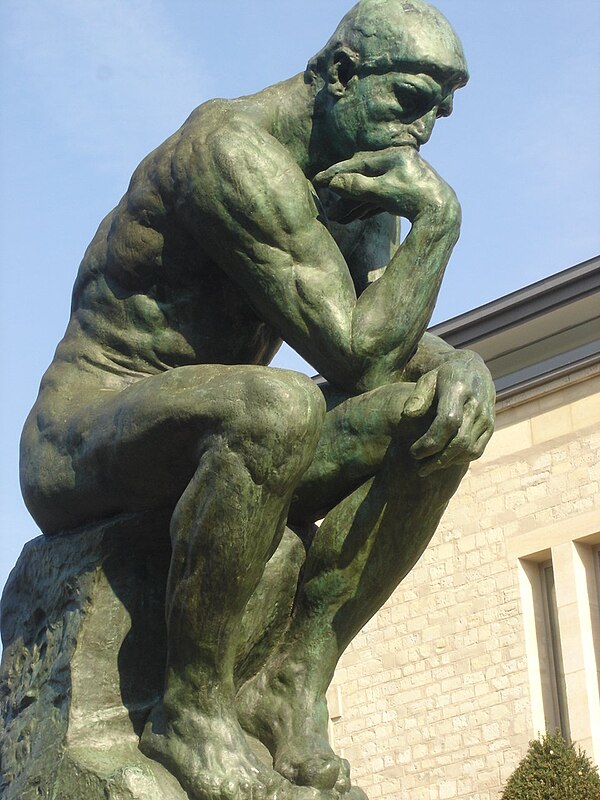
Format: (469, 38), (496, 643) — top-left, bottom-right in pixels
(284, 753), (340, 791)
(334, 758), (351, 794)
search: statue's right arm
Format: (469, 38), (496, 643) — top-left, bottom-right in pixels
(178, 121), (460, 393)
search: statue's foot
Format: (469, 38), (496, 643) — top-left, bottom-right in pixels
(140, 702), (297, 800)
(237, 668), (351, 794)
(277, 752), (346, 794)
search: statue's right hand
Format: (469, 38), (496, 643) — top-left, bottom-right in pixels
(313, 147), (460, 225)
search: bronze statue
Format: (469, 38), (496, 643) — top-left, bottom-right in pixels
(15, 1), (494, 798)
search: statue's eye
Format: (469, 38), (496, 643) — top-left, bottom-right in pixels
(394, 84), (418, 112)
(394, 83), (433, 117)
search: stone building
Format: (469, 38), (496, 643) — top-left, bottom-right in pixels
(327, 255), (600, 800)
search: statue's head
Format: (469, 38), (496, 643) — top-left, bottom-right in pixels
(307, 0), (468, 157)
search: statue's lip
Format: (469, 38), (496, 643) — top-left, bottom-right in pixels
(391, 140), (420, 151)
(388, 134), (420, 150)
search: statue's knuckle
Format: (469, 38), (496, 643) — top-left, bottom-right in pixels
(445, 411), (461, 429)
(453, 432), (468, 449)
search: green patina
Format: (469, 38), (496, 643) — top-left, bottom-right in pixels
(3, 2), (495, 798)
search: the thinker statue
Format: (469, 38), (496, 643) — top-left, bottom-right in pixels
(16, 1), (495, 798)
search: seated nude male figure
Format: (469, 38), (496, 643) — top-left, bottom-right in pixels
(20, 1), (495, 798)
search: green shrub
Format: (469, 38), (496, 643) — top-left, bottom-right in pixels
(501, 731), (600, 800)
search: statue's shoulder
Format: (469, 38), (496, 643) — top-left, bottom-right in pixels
(171, 100), (298, 210)
(174, 99), (262, 154)
(166, 99), (271, 188)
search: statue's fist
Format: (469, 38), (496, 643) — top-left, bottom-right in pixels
(314, 147), (460, 225)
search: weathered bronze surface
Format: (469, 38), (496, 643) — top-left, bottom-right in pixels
(2, 1), (495, 798)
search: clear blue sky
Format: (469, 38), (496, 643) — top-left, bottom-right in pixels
(1, 0), (599, 597)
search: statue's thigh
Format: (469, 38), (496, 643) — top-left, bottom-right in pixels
(31, 364), (306, 531)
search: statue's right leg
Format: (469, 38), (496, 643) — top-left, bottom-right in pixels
(236, 382), (471, 795)
(22, 365), (325, 800)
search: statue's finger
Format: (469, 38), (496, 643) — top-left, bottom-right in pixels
(402, 371), (437, 417)
(328, 172), (376, 199)
(410, 393), (471, 460)
(410, 413), (461, 460)
(313, 167), (338, 186)
(416, 407), (488, 475)
(469, 424), (494, 460)
(313, 154), (371, 185)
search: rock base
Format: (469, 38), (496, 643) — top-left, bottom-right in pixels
(0, 511), (189, 800)
(0, 512), (312, 800)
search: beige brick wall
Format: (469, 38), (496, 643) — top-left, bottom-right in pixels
(328, 367), (600, 800)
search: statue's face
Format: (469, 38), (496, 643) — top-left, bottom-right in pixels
(323, 12), (467, 159)
(328, 66), (459, 155)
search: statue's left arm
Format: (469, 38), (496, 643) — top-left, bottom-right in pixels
(340, 214), (495, 474)
(317, 152), (495, 476)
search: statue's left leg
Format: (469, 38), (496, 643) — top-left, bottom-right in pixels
(237, 382), (469, 793)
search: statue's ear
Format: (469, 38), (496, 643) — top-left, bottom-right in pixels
(327, 48), (359, 96)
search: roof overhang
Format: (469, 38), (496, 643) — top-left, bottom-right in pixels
(430, 255), (600, 400)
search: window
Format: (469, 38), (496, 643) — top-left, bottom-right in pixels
(540, 561), (570, 742)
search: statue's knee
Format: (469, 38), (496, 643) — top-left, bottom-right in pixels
(235, 371), (325, 482)
(271, 370), (325, 439)
(247, 371), (324, 443)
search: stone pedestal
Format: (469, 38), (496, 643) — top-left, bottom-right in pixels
(0, 513), (309, 800)
(0, 511), (188, 800)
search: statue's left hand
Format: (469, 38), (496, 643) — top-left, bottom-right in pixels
(401, 351), (495, 477)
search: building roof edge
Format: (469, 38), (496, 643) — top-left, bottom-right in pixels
(430, 255), (600, 348)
